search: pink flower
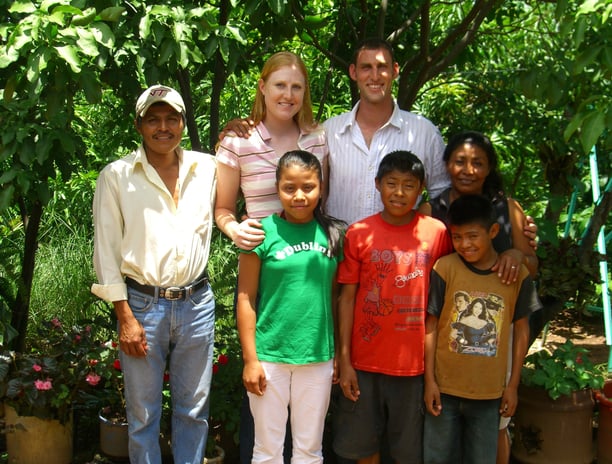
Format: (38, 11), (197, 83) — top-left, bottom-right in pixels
(89, 359), (99, 366)
(86, 372), (101, 386)
(32, 364), (42, 372)
(74, 334), (81, 343)
(34, 379), (53, 391)
(212, 363), (219, 375)
(218, 354), (229, 365)
(111, 341), (118, 348)
(51, 318), (62, 328)
(113, 359), (121, 370)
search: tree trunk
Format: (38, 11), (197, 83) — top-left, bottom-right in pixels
(207, 0), (230, 152)
(176, 68), (201, 152)
(539, 142), (578, 225)
(11, 199), (43, 352)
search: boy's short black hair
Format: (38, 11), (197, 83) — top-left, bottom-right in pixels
(448, 194), (497, 229)
(376, 151), (425, 183)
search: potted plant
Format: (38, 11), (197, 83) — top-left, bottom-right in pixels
(512, 340), (605, 463)
(83, 338), (173, 459)
(595, 378), (612, 464)
(82, 338), (129, 458)
(0, 318), (102, 463)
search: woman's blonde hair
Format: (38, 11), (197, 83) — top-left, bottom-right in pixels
(249, 51), (315, 131)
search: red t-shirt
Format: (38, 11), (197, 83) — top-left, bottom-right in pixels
(338, 212), (452, 376)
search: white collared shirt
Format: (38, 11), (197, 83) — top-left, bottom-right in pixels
(91, 145), (217, 302)
(324, 101), (449, 225)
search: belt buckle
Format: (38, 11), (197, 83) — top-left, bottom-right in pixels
(163, 287), (183, 300)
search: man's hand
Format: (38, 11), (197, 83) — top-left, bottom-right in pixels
(118, 315), (148, 357)
(218, 118), (255, 141)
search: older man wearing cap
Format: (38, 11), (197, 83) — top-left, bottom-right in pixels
(91, 84), (217, 464)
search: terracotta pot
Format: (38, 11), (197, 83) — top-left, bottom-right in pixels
(99, 410), (129, 458)
(512, 384), (595, 464)
(98, 410), (172, 459)
(4, 404), (73, 464)
(595, 380), (612, 464)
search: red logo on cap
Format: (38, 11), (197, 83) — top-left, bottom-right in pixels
(150, 89), (169, 97)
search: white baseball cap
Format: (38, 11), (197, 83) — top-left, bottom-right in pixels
(135, 85), (185, 117)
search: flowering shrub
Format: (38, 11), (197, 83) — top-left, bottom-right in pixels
(83, 337), (172, 433)
(522, 340), (605, 400)
(0, 319), (103, 424)
(82, 339), (126, 422)
(207, 315), (243, 455)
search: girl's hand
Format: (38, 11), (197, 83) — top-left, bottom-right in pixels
(243, 360), (266, 396)
(231, 218), (265, 250)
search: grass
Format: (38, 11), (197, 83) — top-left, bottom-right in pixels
(29, 227), (107, 331)
(2, 223), (241, 462)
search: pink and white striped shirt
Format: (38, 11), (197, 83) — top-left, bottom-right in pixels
(216, 122), (328, 219)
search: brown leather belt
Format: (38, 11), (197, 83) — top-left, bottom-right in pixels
(125, 274), (209, 300)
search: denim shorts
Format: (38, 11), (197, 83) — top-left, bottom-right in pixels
(332, 370), (424, 462)
(424, 393), (501, 464)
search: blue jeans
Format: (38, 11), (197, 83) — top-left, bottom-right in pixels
(122, 284), (215, 464)
(423, 393), (500, 464)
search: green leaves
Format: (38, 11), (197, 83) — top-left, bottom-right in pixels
(522, 341), (605, 400)
(8, 0), (36, 14)
(55, 45), (81, 72)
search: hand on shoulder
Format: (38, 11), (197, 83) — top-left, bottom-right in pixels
(218, 118), (255, 141)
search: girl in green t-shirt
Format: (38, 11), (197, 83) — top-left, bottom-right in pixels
(237, 150), (345, 462)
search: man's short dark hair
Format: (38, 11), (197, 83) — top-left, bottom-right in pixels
(448, 195), (497, 229)
(352, 38), (395, 65)
(376, 151), (425, 183)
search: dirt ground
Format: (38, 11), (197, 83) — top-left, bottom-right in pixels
(531, 307), (611, 370)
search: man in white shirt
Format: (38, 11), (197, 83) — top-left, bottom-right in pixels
(324, 38), (449, 225)
(91, 85), (217, 464)
(219, 39), (449, 227)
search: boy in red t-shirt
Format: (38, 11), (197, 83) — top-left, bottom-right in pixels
(333, 150), (452, 463)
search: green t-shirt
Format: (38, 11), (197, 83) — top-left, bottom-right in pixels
(253, 214), (338, 364)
